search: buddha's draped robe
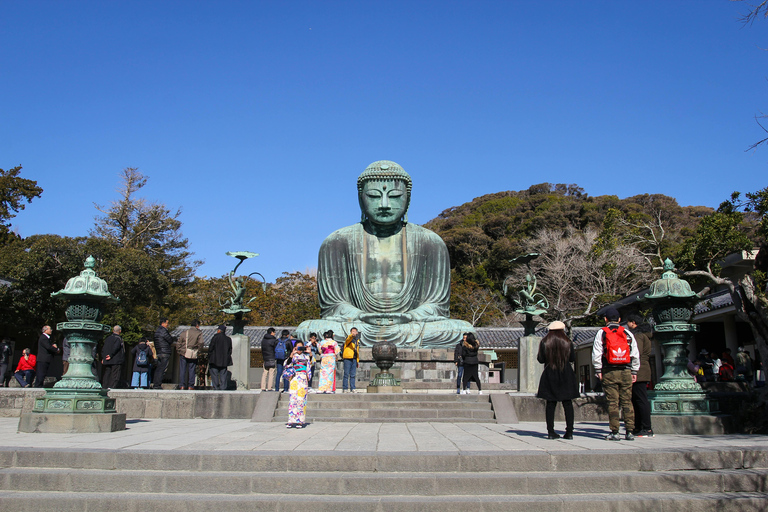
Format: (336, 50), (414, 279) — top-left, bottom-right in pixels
(296, 223), (474, 347)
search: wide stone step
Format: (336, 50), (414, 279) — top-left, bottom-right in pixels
(2, 468), (767, 496)
(275, 400), (493, 410)
(291, 393), (491, 402)
(285, 417), (491, 423)
(0, 490), (766, 511)
(3, 447), (766, 474)
(273, 392), (496, 422)
(274, 408), (497, 420)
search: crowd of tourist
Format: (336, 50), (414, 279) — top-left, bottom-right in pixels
(687, 346), (761, 385)
(258, 327), (361, 428)
(1, 317), (765, 437)
(0, 320), (234, 391)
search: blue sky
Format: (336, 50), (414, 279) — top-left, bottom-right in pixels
(2, 1), (766, 282)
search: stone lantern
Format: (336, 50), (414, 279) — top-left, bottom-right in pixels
(644, 259), (717, 416)
(18, 256), (126, 433)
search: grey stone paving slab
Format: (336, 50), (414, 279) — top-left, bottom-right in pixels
(2, 418), (767, 455)
(333, 422), (381, 452)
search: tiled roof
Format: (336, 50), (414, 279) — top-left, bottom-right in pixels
(170, 326), (296, 349)
(475, 327), (600, 349)
(171, 325), (601, 350)
(693, 290), (733, 315)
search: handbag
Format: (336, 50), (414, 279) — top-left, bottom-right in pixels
(282, 365), (296, 382)
(183, 332), (198, 359)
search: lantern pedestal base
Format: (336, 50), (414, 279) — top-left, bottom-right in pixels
(650, 413), (734, 435)
(17, 388), (126, 433)
(18, 412), (126, 433)
(649, 390), (719, 416)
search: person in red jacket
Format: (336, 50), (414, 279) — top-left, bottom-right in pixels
(14, 348), (36, 388)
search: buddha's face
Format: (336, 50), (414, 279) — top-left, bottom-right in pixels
(360, 179), (408, 225)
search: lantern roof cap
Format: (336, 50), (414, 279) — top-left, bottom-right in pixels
(644, 258), (697, 300)
(51, 256), (119, 302)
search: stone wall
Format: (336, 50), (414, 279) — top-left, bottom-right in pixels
(0, 389), (46, 417)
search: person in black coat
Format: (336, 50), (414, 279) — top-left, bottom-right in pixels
(461, 332), (482, 394)
(537, 321), (579, 439)
(454, 335), (468, 394)
(208, 325), (233, 390)
(0, 338), (13, 387)
(34, 325), (59, 387)
(152, 318), (175, 389)
(260, 328), (278, 391)
(101, 325), (125, 389)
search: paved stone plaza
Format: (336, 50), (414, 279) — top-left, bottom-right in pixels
(1, 417), (767, 511)
(0, 416), (765, 452)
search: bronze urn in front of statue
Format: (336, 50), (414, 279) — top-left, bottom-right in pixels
(368, 340), (400, 391)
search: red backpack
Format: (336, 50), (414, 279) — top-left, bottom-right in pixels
(602, 325), (631, 365)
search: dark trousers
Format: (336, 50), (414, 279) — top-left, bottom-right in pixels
(545, 400), (574, 433)
(462, 363), (481, 391)
(179, 357), (196, 388)
(632, 381), (652, 431)
(456, 366), (468, 390)
(210, 366), (228, 390)
(0, 363), (8, 387)
(152, 353), (171, 389)
(34, 361), (51, 387)
(342, 359), (357, 390)
(101, 364), (121, 389)
(15, 370), (35, 387)
(275, 362), (289, 391)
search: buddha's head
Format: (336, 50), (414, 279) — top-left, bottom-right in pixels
(357, 160), (412, 225)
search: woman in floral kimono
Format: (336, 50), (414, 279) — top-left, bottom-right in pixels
(317, 330), (340, 393)
(287, 341), (311, 429)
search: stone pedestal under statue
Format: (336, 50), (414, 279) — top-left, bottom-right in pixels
(518, 335), (543, 393)
(230, 334), (250, 390)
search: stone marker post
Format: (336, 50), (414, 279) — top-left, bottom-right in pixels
(518, 334), (544, 393)
(230, 333), (250, 390)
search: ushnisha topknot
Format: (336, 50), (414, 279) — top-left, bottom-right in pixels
(357, 160), (412, 194)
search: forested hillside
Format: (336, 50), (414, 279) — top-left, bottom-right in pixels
(425, 183), (713, 326)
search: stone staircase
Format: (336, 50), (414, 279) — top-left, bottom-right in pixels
(272, 392), (497, 423)
(0, 446), (766, 510)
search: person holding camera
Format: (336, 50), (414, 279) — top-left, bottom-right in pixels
(286, 340), (312, 429)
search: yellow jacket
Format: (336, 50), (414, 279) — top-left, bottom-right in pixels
(342, 334), (360, 362)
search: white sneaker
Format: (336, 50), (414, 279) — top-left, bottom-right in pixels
(479, 391), (483, 395)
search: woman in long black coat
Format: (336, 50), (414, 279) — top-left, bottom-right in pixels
(461, 332), (482, 394)
(537, 321), (579, 439)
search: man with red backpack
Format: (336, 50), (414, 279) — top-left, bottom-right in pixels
(592, 307), (640, 441)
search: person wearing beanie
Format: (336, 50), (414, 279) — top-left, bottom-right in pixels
(592, 307), (640, 441)
(536, 321), (579, 439)
(208, 325), (233, 390)
(626, 314), (654, 438)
